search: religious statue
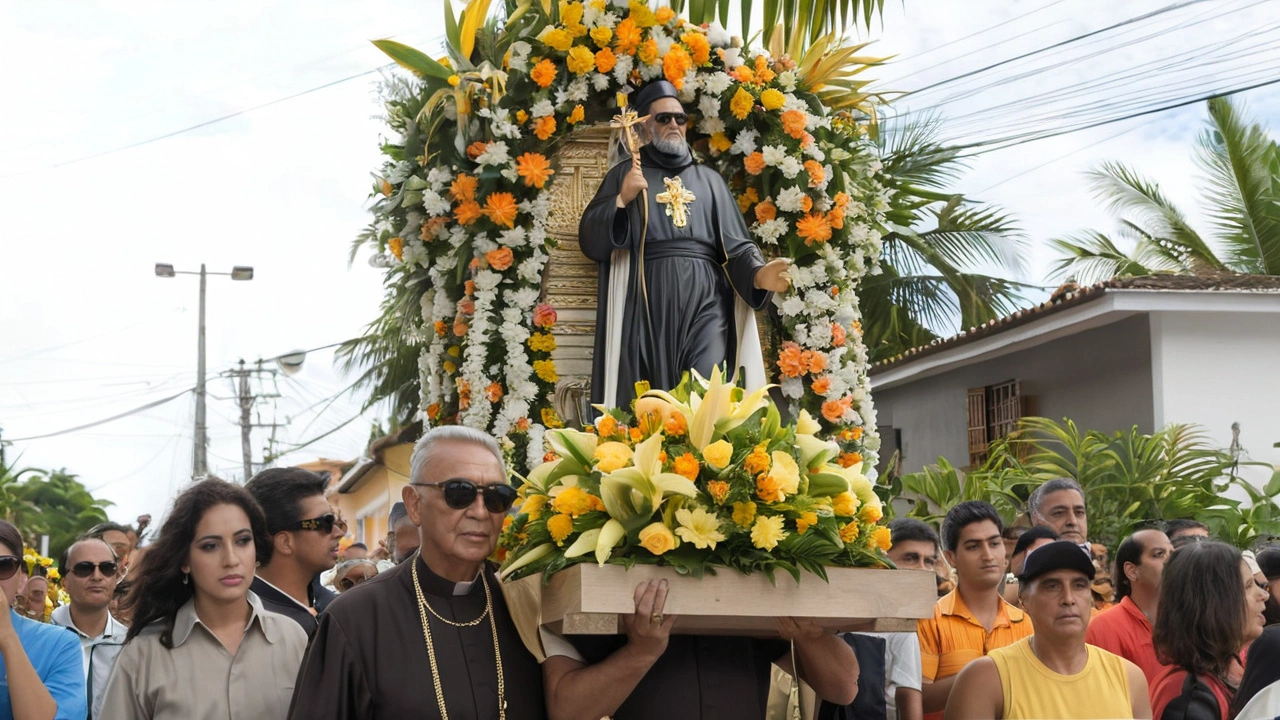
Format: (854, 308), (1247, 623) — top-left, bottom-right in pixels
(579, 80), (792, 408)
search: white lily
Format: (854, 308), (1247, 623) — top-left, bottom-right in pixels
(497, 542), (554, 580)
(795, 433), (840, 471)
(595, 519), (626, 564)
(563, 528), (601, 559)
(544, 428), (598, 474)
(641, 366), (774, 451)
(599, 432), (698, 532)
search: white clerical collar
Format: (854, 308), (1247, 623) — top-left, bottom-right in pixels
(453, 571), (482, 596)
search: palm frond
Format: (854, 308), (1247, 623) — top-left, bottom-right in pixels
(336, 269), (431, 425)
(1197, 96), (1280, 274)
(1047, 231), (1169, 285)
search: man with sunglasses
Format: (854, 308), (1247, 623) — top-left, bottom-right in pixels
(289, 426), (546, 719)
(580, 79), (792, 410)
(51, 536), (127, 719)
(246, 467), (345, 636)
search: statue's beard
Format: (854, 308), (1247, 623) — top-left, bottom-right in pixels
(650, 134), (688, 156)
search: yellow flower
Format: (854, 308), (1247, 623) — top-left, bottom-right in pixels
(594, 441), (634, 473)
(872, 526), (893, 551)
(548, 513), (575, 545)
(729, 87), (754, 120)
(541, 407), (564, 428)
(388, 237), (404, 260)
(796, 409), (822, 435)
(590, 26), (613, 48)
(638, 522), (677, 555)
(528, 332), (557, 352)
(769, 451), (801, 495)
(567, 104), (586, 125)
(567, 45), (596, 75)
(840, 521), (860, 544)
(706, 480), (730, 505)
(732, 501), (757, 528)
(533, 359), (558, 383)
(655, 6), (675, 23)
(542, 28), (574, 51)
(831, 492), (859, 518)
(859, 503), (883, 524)
(560, 0), (585, 26)
(674, 507), (726, 550)
(443, 360), (457, 374)
(447, 74), (460, 87)
(638, 38), (659, 65)
(673, 452), (700, 481)
(709, 131), (733, 154)
(515, 109), (529, 123)
(795, 511), (819, 535)
(629, 0), (657, 28)
(702, 439), (733, 470)
(520, 494), (549, 520)
(552, 486), (598, 517)
(744, 444), (771, 476)
(750, 515), (787, 551)
(760, 88), (786, 111)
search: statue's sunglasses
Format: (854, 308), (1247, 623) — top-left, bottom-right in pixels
(410, 479), (518, 513)
(0, 556), (20, 581)
(653, 112), (688, 126)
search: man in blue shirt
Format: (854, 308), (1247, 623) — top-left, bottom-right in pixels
(1, 555), (87, 719)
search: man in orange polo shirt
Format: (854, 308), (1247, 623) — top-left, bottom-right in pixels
(920, 501), (1033, 719)
(1085, 527), (1174, 689)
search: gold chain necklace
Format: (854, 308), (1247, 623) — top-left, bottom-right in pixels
(411, 554), (507, 720)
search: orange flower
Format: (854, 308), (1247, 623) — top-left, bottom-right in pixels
(486, 246), (514, 271)
(655, 6), (675, 23)
(796, 511), (819, 535)
(753, 54), (776, 84)
(663, 412), (687, 436)
(839, 452), (864, 469)
(744, 445), (771, 476)
(388, 237), (404, 260)
(807, 350), (828, 374)
(831, 323), (847, 347)
(706, 480), (730, 505)
(515, 152), (555, 189)
(454, 200), (482, 225)
(834, 191), (850, 208)
(872, 526), (892, 551)
(533, 115), (557, 141)
(755, 200), (777, 223)
(595, 47), (618, 73)
(464, 279), (476, 295)
(533, 302), (557, 328)
(450, 174), (478, 202)
(777, 342), (806, 378)
(638, 38), (659, 65)
(458, 298), (475, 315)
(426, 402), (442, 420)
(781, 109), (807, 139)
(614, 18), (641, 54)
(756, 474), (785, 503)
(662, 44), (691, 89)
(743, 151), (766, 175)
(482, 192), (519, 228)
(420, 216), (447, 241)
(433, 320), (447, 337)
(515, 109), (529, 123)
(681, 32), (711, 65)
(466, 141), (488, 160)
(453, 319), (469, 337)
(597, 414), (618, 438)
(486, 382), (504, 403)
(736, 186), (759, 213)
(629, 426), (643, 443)
(804, 159), (825, 187)
(733, 65), (754, 84)
(567, 104), (585, 125)
(801, 196), (813, 213)
(811, 375), (831, 395)
(828, 206), (846, 230)
(531, 58), (557, 88)
(515, 417), (531, 432)
(801, 132), (814, 148)
(849, 426), (864, 440)
(673, 452), (700, 481)
(821, 396), (853, 423)
(796, 212), (833, 245)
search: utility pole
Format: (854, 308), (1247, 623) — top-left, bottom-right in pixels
(227, 359), (282, 482)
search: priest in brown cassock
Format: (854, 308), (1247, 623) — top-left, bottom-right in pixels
(580, 80), (792, 408)
(288, 426), (545, 720)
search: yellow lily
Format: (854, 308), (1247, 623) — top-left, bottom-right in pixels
(497, 542), (554, 580)
(595, 519), (626, 565)
(563, 528), (601, 559)
(544, 428), (598, 474)
(599, 432), (698, 532)
(795, 433), (840, 471)
(642, 367), (774, 451)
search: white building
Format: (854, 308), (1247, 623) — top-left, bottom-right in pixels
(869, 277), (1280, 491)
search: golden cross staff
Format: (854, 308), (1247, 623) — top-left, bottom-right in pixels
(611, 92), (649, 170)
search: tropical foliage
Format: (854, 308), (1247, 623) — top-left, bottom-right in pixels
(498, 367), (891, 582)
(0, 461), (112, 561)
(891, 416), (1280, 551)
(1051, 96), (1280, 284)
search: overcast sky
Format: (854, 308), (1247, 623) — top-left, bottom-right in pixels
(2, 0), (1277, 526)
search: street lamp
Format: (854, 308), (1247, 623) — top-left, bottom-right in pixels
(156, 263), (254, 477)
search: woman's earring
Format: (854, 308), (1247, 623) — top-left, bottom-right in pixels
(182, 572), (189, 585)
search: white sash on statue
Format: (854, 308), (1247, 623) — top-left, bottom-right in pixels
(734, 297), (766, 394)
(603, 248), (630, 409)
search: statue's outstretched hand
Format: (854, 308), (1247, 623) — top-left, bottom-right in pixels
(754, 258), (792, 293)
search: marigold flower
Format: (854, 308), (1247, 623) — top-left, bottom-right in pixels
(832, 492), (859, 517)
(486, 246), (515, 270)
(821, 396), (853, 423)
(711, 132), (734, 155)
(674, 507), (725, 550)
(834, 191), (850, 208)
(515, 152), (555, 189)
(796, 212), (833, 245)
(777, 342), (806, 378)
(681, 32), (711, 65)
(796, 511), (819, 535)
(533, 359), (558, 383)
(801, 196), (813, 213)
(590, 26), (613, 48)
(466, 141), (488, 159)
(654, 6), (675, 22)
(839, 452), (864, 469)
(482, 192), (519, 229)
(614, 18), (641, 54)
(485, 382), (504, 403)
(638, 38), (659, 65)
(859, 502), (882, 524)
(872, 526), (893, 551)
(781, 109), (807, 139)
(804, 159), (825, 187)
(706, 480), (730, 505)
(811, 375), (831, 395)
(567, 104), (586, 125)
(750, 515), (787, 550)
(542, 28), (573, 52)
(527, 332), (557, 353)
(433, 320), (447, 337)
(733, 65), (754, 83)
(673, 452), (700, 481)
(662, 412), (687, 436)
(596, 414), (618, 438)
(759, 88), (786, 111)
(638, 522), (676, 555)
(533, 115), (557, 140)
(515, 109), (529, 123)
(807, 350), (828, 374)
(515, 417), (531, 432)
(541, 407), (564, 428)
(628, 426), (643, 443)
(828, 206), (845, 230)
(531, 58), (558, 88)
(567, 45), (596, 75)
(702, 439), (734, 470)
(388, 237), (404, 260)
(533, 303), (558, 328)
(595, 47), (618, 73)
(732, 501), (757, 529)
(452, 319), (469, 337)
(756, 474), (785, 503)
(755, 200), (777, 223)
(744, 445), (771, 476)
(427, 402), (442, 420)
(450, 173), (478, 202)
(729, 87), (755, 120)
(736, 186), (758, 213)
(548, 513), (575, 545)
(552, 486), (597, 517)
(840, 521), (860, 544)
(662, 44), (691, 89)
(743, 151), (766, 176)
(457, 379), (471, 409)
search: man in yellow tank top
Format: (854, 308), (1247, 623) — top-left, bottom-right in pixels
(945, 541), (1152, 720)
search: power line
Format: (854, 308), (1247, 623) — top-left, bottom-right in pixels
(5, 387), (193, 441)
(973, 119), (1153, 194)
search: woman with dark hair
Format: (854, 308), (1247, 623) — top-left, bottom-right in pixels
(1150, 541), (1269, 720)
(0, 519), (87, 718)
(1231, 626), (1280, 718)
(100, 478), (307, 719)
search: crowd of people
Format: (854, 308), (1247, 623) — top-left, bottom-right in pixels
(4, 431), (1280, 719)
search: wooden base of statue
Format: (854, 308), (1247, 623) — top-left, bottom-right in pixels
(507, 563), (936, 638)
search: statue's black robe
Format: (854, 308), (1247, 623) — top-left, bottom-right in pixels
(579, 144), (770, 407)
(287, 557), (546, 720)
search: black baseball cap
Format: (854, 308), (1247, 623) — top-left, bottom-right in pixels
(1018, 540), (1096, 583)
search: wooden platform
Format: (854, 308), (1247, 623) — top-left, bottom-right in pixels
(507, 563), (937, 637)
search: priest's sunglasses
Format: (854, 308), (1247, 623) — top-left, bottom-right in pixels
(410, 479), (518, 513)
(69, 561), (120, 578)
(284, 513), (348, 534)
(653, 112), (688, 126)
(0, 556), (21, 581)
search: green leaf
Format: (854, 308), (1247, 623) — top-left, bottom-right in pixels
(444, 0), (462, 59)
(372, 39), (454, 80)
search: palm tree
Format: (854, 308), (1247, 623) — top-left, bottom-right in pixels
(1051, 96), (1280, 284)
(861, 118), (1031, 362)
(665, 0), (888, 50)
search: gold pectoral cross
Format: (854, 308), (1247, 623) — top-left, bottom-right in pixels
(656, 176), (696, 229)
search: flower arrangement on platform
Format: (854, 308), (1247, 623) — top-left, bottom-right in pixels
(361, 0), (890, 474)
(496, 367), (890, 582)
